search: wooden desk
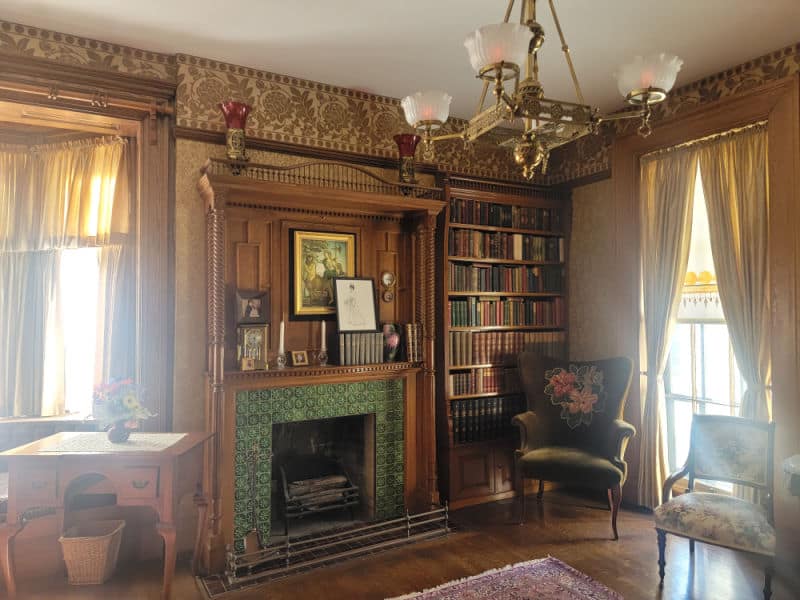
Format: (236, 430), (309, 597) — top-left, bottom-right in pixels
(0, 432), (211, 599)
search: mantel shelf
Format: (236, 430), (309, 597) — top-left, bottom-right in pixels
(224, 361), (422, 386)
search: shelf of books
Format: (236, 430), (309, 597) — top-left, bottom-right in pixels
(438, 184), (569, 509)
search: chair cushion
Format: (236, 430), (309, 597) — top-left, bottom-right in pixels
(654, 492), (775, 556)
(518, 446), (624, 488)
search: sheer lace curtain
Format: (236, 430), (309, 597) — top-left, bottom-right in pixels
(0, 137), (131, 417)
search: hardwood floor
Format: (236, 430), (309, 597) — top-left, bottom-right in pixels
(12, 492), (789, 599)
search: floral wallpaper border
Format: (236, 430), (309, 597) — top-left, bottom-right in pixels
(175, 53), (527, 182)
(0, 19), (176, 82)
(2, 19), (798, 185)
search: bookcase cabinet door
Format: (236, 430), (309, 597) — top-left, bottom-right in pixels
(451, 446), (495, 500)
(493, 447), (516, 494)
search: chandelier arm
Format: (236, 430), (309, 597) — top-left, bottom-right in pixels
(427, 131), (467, 143)
(548, 0), (586, 106)
(596, 110), (646, 123)
(503, 0), (515, 23)
(475, 79), (491, 116)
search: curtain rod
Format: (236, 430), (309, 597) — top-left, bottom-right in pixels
(641, 120), (768, 161)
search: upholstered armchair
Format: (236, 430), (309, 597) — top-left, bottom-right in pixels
(513, 353), (635, 539)
(654, 415), (775, 599)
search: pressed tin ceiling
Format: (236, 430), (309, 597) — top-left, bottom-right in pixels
(2, 0), (799, 119)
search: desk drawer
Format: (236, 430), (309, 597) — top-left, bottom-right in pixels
(13, 469), (57, 500)
(114, 467), (159, 499)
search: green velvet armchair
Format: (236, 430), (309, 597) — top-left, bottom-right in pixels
(512, 353), (635, 539)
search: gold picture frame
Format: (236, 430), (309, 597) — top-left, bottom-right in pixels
(290, 350), (309, 367)
(291, 230), (356, 319)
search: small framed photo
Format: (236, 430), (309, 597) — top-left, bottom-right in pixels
(236, 289), (269, 324)
(237, 324), (269, 370)
(291, 350), (309, 367)
(333, 277), (378, 333)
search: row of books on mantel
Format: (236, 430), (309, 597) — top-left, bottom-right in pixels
(451, 395), (524, 444)
(450, 330), (567, 366)
(449, 263), (563, 293)
(449, 297), (566, 327)
(338, 323), (422, 366)
(448, 230), (565, 262)
(449, 367), (520, 397)
(450, 198), (562, 232)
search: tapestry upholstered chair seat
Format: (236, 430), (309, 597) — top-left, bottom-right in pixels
(654, 414), (776, 599)
(513, 353), (635, 539)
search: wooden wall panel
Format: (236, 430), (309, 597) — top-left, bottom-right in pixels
(235, 243), (260, 290)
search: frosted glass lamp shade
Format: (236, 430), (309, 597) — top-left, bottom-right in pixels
(464, 23), (532, 73)
(401, 91), (452, 128)
(615, 53), (683, 98)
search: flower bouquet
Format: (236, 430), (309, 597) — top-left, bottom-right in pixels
(93, 379), (155, 442)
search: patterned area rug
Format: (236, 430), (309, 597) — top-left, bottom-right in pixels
(388, 556), (622, 600)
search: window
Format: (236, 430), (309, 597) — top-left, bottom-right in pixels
(664, 167), (745, 474)
(59, 248), (102, 415)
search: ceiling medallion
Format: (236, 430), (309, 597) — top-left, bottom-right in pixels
(401, 0), (683, 179)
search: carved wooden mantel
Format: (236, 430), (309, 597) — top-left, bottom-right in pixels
(197, 158), (445, 572)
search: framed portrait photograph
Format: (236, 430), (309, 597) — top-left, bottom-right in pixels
(237, 324), (269, 370)
(290, 350), (309, 367)
(236, 289), (269, 324)
(333, 277), (378, 333)
(291, 230), (356, 319)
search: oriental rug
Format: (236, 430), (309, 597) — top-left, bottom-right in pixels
(388, 556), (622, 600)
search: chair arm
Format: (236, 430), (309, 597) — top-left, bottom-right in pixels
(512, 411), (542, 455)
(661, 463), (690, 505)
(606, 419), (636, 472)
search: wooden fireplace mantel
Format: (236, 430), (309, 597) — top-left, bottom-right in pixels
(197, 158), (444, 573)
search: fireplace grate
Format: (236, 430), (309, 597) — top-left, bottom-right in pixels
(200, 506), (450, 597)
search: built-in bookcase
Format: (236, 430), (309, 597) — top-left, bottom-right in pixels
(437, 178), (570, 508)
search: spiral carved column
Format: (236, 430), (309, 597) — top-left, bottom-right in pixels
(202, 179), (227, 571)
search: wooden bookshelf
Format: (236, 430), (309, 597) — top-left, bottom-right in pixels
(436, 178), (570, 509)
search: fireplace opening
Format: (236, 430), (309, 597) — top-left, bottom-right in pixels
(271, 414), (375, 539)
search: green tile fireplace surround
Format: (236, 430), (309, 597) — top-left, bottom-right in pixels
(234, 379), (405, 549)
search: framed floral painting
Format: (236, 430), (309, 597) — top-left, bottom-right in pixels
(291, 230), (356, 319)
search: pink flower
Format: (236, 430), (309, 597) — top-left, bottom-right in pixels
(549, 371), (577, 397)
(569, 386), (599, 414)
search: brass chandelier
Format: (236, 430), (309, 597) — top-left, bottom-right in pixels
(401, 0), (683, 179)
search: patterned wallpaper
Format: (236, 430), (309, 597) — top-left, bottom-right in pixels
(0, 20), (175, 81)
(175, 54), (526, 181)
(567, 179), (617, 361)
(548, 43), (800, 184)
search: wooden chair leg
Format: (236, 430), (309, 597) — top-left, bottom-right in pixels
(519, 479), (527, 524)
(657, 528), (666, 586)
(764, 559), (773, 600)
(607, 483), (621, 540)
(536, 479), (544, 501)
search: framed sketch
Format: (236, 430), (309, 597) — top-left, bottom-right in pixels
(236, 289), (269, 324)
(333, 277), (378, 332)
(290, 350), (309, 366)
(291, 230), (356, 319)
(237, 324), (269, 370)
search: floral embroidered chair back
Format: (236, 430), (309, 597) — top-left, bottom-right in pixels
(688, 415), (774, 494)
(517, 353), (633, 457)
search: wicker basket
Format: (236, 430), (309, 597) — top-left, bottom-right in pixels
(59, 519), (125, 585)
